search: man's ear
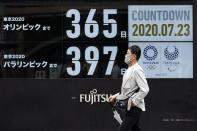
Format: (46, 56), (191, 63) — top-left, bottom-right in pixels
(133, 54), (137, 60)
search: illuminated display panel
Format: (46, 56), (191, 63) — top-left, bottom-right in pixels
(0, 4), (193, 78)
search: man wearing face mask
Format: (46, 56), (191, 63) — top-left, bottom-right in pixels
(107, 45), (149, 131)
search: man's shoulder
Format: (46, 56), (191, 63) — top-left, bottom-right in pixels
(134, 63), (144, 72)
(133, 64), (147, 79)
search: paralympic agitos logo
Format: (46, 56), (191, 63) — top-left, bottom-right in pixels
(79, 89), (112, 105)
(164, 46), (179, 60)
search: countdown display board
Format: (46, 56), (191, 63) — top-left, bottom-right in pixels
(128, 5), (193, 41)
(0, 5), (193, 78)
(129, 5), (193, 78)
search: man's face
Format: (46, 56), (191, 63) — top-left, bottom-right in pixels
(125, 49), (136, 61)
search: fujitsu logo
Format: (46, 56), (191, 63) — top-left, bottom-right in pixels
(80, 89), (112, 105)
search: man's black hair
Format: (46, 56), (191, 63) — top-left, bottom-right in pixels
(128, 45), (141, 61)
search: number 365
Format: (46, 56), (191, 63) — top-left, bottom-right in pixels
(66, 9), (117, 38)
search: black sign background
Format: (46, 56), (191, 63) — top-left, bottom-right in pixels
(0, 0), (197, 131)
(0, 77), (196, 131)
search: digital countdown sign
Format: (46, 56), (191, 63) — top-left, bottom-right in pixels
(129, 5), (193, 41)
(0, 4), (193, 78)
(129, 5), (193, 78)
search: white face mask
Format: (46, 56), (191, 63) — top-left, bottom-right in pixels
(124, 55), (131, 64)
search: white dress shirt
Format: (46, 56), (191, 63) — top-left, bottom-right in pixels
(114, 63), (149, 111)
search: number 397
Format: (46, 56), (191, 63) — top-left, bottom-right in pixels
(66, 46), (117, 76)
